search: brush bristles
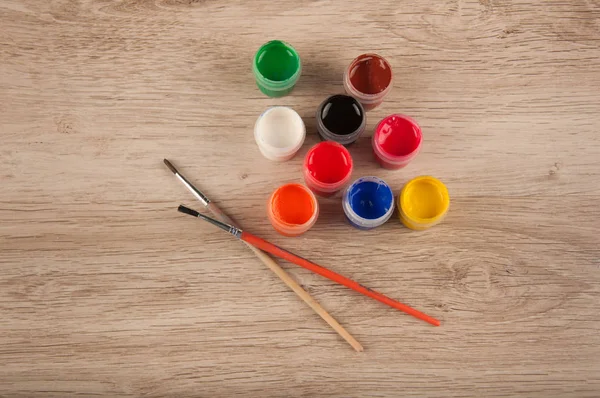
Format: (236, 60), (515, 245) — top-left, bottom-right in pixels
(178, 205), (200, 218)
(163, 159), (178, 174)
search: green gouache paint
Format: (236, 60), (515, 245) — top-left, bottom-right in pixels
(253, 40), (301, 97)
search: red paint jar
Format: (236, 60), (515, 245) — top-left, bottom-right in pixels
(303, 141), (353, 197)
(343, 54), (393, 111)
(372, 114), (422, 170)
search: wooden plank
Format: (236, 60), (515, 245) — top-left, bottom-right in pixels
(1, 0), (599, 396)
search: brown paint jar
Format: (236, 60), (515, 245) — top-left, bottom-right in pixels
(343, 54), (393, 111)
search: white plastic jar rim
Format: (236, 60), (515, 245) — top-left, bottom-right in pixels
(372, 114), (422, 163)
(372, 136), (421, 166)
(254, 107), (306, 159)
(303, 167), (353, 193)
(343, 66), (393, 105)
(316, 96), (366, 145)
(267, 184), (319, 235)
(254, 67), (302, 91)
(342, 176), (395, 228)
(252, 44), (302, 90)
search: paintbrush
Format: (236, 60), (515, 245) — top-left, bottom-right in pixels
(164, 159), (363, 351)
(178, 205), (441, 327)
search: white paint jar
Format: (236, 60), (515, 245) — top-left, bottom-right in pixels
(254, 106), (306, 162)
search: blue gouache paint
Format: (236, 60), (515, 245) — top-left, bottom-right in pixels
(343, 176), (395, 230)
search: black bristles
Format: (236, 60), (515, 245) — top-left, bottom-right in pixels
(178, 205), (200, 218)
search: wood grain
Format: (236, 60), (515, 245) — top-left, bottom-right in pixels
(1, 0), (599, 396)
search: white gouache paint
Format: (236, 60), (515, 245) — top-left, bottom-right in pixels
(254, 106), (306, 161)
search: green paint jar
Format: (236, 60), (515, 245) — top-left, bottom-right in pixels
(253, 40), (301, 97)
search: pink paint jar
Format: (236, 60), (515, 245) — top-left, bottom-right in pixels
(372, 114), (422, 170)
(303, 141), (353, 197)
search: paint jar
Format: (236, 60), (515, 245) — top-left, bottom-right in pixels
(267, 183), (319, 237)
(315, 94), (366, 145)
(253, 40), (301, 97)
(343, 54), (393, 110)
(343, 176), (394, 230)
(254, 106), (306, 162)
(372, 114), (422, 170)
(303, 141), (353, 197)
(399, 176), (449, 231)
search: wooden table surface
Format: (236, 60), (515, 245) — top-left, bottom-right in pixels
(2, 1), (600, 396)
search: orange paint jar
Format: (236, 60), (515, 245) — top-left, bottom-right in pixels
(267, 183), (319, 236)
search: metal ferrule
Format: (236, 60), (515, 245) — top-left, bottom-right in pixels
(176, 173), (210, 206)
(228, 226), (243, 239)
(192, 211), (243, 239)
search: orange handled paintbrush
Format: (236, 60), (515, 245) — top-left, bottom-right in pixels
(178, 205), (440, 327)
(165, 159), (363, 351)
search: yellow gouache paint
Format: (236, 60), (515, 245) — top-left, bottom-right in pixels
(398, 176), (449, 230)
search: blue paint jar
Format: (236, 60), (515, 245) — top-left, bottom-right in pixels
(342, 176), (395, 230)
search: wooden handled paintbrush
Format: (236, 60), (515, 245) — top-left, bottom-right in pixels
(178, 205), (440, 327)
(165, 159), (363, 351)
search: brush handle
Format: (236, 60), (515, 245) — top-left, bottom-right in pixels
(206, 202), (363, 351)
(167, 159), (363, 350)
(241, 231), (440, 327)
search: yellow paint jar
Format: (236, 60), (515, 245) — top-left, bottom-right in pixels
(398, 176), (449, 230)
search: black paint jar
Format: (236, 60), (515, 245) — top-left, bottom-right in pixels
(316, 94), (366, 146)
